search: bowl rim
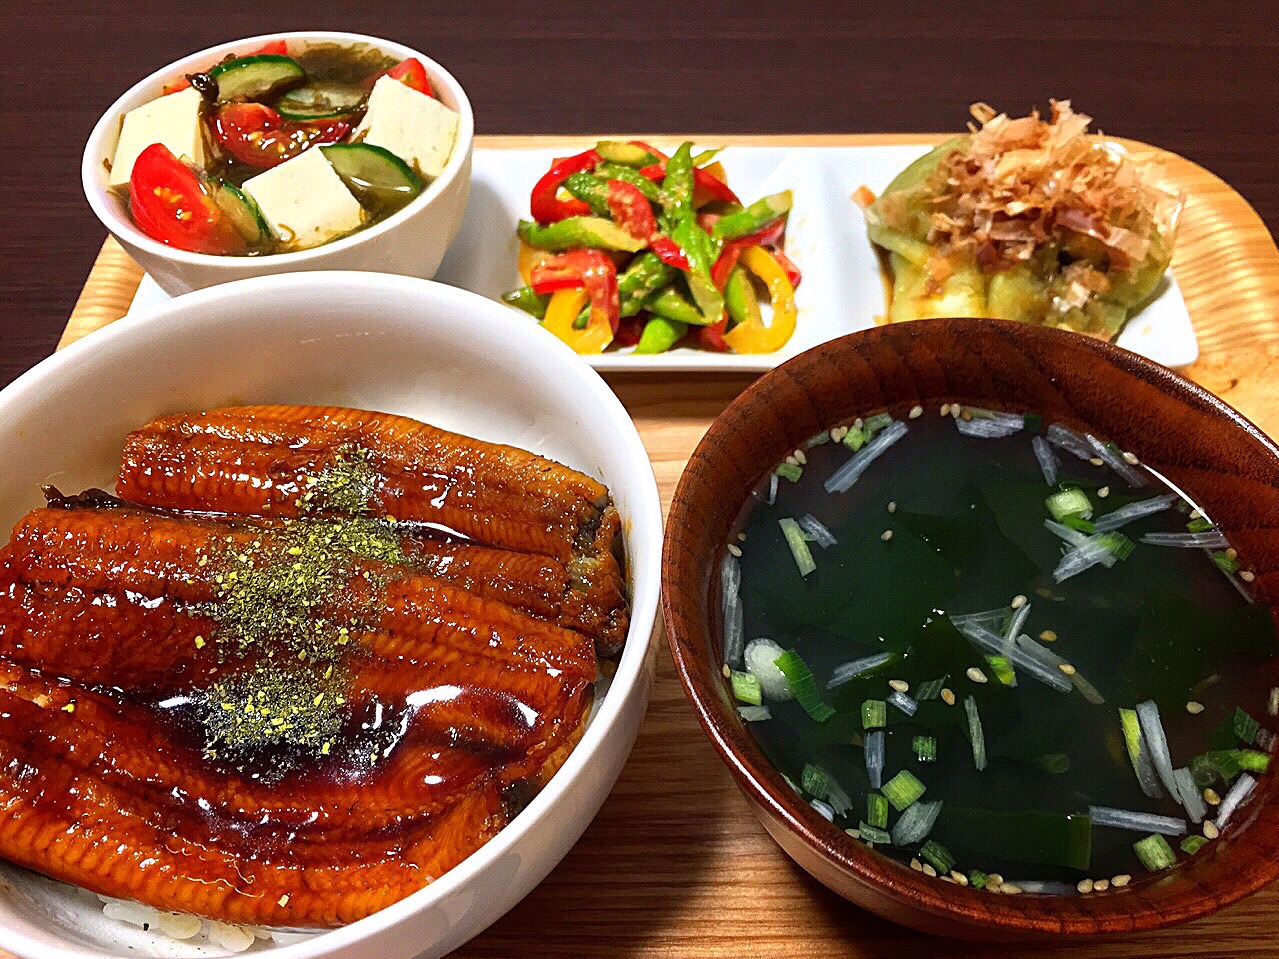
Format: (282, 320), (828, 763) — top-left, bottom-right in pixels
(80, 31), (475, 267)
(662, 317), (1279, 937)
(0, 271), (663, 958)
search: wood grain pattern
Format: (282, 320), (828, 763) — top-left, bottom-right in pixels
(5, 133), (1278, 958)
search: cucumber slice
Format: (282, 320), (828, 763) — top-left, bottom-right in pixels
(321, 143), (422, 216)
(275, 82), (366, 120)
(210, 55), (306, 101)
(213, 182), (270, 244)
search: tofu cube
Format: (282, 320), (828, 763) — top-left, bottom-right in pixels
(109, 87), (208, 188)
(242, 148), (365, 250)
(353, 75), (459, 180)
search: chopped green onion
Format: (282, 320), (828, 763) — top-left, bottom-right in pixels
(1186, 516), (1214, 533)
(867, 792), (889, 829)
(891, 799), (942, 845)
(915, 677), (946, 701)
(778, 518), (817, 577)
(775, 462), (803, 483)
(964, 695), (987, 771)
(731, 670), (762, 705)
(842, 425), (867, 452)
(1180, 835), (1209, 855)
(986, 655), (1016, 686)
(919, 840), (956, 874)
(862, 699), (887, 730)
(1061, 515), (1096, 534)
(1047, 487), (1093, 522)
(806, 431), (831, 448)
(882, 770), (926, 811)
(1240, 749), (1270, 772)
(774, 649), (835, 722)
(1213, 551), (1240, 574)
(913, 735), (937, 762)
(863, 413), (893, 437)
(1023, 412), (1043, 433)
(1234, 707), (1260, 745)
(1133, 833), (1176, 872)
(802, 763), (853, 815)
(1120, 707), (1162, 798)
(968, 870), (989, 889)
(858, 822), (891, 845)
(1098, 531), (1136, 560)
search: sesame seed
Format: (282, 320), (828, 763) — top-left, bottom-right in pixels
(1122, 451), (1140, 465)
(951, 870), (968, 885)
(737, 532), (747, 542)
(854, 417), (864, 429)
(939, 875), (956, 884)
(278, 894), (290, 907)
(61, 702), (76, 714)
(722, 663), (732, 679)
(1039, 629), (1058, 642)
(909, 405), (923, 419)
(922, 864), (937, 877)
(910, 858), (924, 872)
(887, 501), (898, 513)
(1010, 594), (1027, 609)
(1097, 485), (1111, 498)
(961, 408), (973, 421)
(727, 543), (742, 557)
(940, 688), (956, 706)
(1203, 788), (1221, 806)
(950, 405), (961, 419)
(1241, 570), (1256, 583)
(940, 404), (951, 416)
(1203, 821), (1220, 839)
(1186, 701), (1205, 715)
(889, 679), (910, 693)
(1093, 879), (1110, 892)
(1111, 874), (1131, 888)
(785, 454), (798, 466)
(1089, 457), (1105, 467)
(1189, 508), (1204, 520)
(1077, 878), (1094, 894)
(845, 828), (861, 840)
(1000, 883), (1023, 895)
(1225, 547), (1238, 561)
(1058, 663), (1077, 676)
(1268, 686), (1279, 717)
(831, 426), (848, 442)
(794, 449), (807, 465)
(987, 873), (1004, 887)
(967, 667), (988, 684)
(881, 529), (894, 541)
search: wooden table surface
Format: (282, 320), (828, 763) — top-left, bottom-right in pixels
(3, 4), (1279, 958)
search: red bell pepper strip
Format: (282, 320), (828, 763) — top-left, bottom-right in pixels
(605, 180), (657, 240)
(710, 217), (791, 289)
(637, 162), (741, 206)
(530, 150), (602, 224)
(769, 246), (803, 289)
(697, 311), (730, 352)
(529, 249), (620, 333)
(650, 236), (690, 270)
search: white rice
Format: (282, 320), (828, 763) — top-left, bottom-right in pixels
(98, 894), (276, 952)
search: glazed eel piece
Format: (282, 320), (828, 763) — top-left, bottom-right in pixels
(116, 405), (629, 654)
(0, 681), (508, 926)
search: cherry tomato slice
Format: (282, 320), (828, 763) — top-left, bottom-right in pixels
(128, 143), (245, 254)
(162, 40), (290, 94)
(209, 102), (350, 170)
(386, 57), (432, 95)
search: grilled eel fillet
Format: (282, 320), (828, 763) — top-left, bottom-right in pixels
(117, 405), (628, 654)
(0, 504), (596, 926)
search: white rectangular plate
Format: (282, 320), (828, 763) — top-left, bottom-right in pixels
(127, 143), (1199, 370)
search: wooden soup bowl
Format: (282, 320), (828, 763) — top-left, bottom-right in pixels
(662, 318), (1279, 939)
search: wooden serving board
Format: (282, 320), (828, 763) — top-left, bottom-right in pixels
(22, 134), (1279, 959)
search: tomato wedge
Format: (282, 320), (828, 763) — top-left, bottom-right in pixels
(530, 250), (620, 352)
(209, 102), (350, 169)
(162, 40), (289, 94)
(387, 58), (432, 95)
(128, 144), (245, 254)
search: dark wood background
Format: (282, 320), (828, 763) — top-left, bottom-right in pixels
(1, 1), (1277, 388)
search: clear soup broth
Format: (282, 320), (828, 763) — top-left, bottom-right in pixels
(724, 406), (1277, 890)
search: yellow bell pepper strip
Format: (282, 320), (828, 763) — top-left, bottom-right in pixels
(723, 246), (797, 354)
(541, 289), (607, 352)
(518, 240), (550, 285)
(531, 250), (619, 354)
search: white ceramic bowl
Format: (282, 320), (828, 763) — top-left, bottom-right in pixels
(82, 32), (475, 296)
(0, 273), (662, 958)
